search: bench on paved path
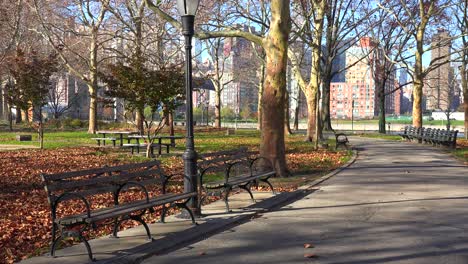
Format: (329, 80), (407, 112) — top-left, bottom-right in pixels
(91, 137), (117, 147)
(399, 125), (458, 148)
(335, 133), (349, 150)
(40, 160), (197, 261)
(197, 148), (276, 212)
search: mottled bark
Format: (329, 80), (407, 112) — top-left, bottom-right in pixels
(260, 0), (290, 177)
(305, 88), (317, 141)
(257, 62), (265, 131)
(214, 80), (222, 128)
(87, 29), (99, 134)
(284, 91), (292, 135)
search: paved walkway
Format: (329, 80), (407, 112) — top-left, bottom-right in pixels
(143, 137), (468, 264)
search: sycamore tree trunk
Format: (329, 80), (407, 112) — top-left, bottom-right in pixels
(87, 81), (98, 134)
(305, 88), (317, 141)
(260, 0), (290, 177)
(88, 29), (99, 134)
(284, 91), (292, 135)
(412, 77), (423, 128)
(257, 62), (266, 131)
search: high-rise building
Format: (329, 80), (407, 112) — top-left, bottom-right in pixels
(425, 29), (455, 111)
(330, 37), (397, 119)
(221, 25), (261, 115)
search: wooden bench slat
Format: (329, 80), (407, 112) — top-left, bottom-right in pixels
(42, 161), (160, 182)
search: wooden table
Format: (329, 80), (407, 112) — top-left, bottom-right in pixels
(127, 135), (183, 154)
(96, 130), (138, 147)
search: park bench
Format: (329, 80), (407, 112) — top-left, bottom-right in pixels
(122, 143), (169, 155)
(335, 133), (349, 150)
(91, 137), (117, 147)
(198, 148), (276, 212)
(399, 125), (458, 148)
(40, 160), (196, 261)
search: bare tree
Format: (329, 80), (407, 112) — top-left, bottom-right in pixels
(289, 0), (327, 145)
(33, 0), (112, 133)
(146, 0), (291, 177)
(453, 0), (468, 139)
(381, 0), (453, 128)
(359, 3), (412, 134)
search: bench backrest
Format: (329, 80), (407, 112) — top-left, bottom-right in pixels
(197, 147), (249, 169)
(41, 160), (165, 206)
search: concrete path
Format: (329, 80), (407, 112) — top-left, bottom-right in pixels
(143, 137), (468, 264)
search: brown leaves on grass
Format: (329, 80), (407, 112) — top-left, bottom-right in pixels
(0, 147), (181, 264)
(0, 146), (345, 263)
(287, 150), (346, 173)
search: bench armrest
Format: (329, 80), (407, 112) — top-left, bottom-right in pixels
(52, 192), (91, 220)
(115, 181), (150, 204)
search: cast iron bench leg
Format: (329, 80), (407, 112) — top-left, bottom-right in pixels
(176, 199), (196, 224)
(239, 183), (255, 202)
(224, 186), (232, 212)
(260, 177), (276, 195)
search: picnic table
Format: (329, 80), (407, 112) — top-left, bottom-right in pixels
(125, 135), (183, 155)
(95, 130), (138, 147)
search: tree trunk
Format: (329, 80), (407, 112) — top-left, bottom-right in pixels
(305, 88), (317, 142)
(321, 78), (333, 131)
(257, 61), (266, 131)
(214, 81), (222, 128)
(378, 89), (386, 134)
(136, 109), (144, 134)
(15, 109), (22, 124)
(88, 83), (98, 133)
(284, 91), (292, 135)
(260, 0), (290, 177)
(315, 88), (323, 150)
(294, 90), (300, 131)
(412, 79), (423, 128)
(21, 109), (28, 122)
(88, 29), (99, 134)
(462, 62), (468, 139)
(8, 107), (13, 131)
(169, 111), (175, 145)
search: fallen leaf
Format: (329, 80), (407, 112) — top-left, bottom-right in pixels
(304, 243), (314, 248)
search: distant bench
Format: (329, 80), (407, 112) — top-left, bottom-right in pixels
(198, 148), (276, 212)
(40, 160), (196, 261)
(399, 125), (458, 148)
(122, 143), (171, 155)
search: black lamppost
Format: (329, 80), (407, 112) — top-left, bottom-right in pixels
(177, 0), (200, 217)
